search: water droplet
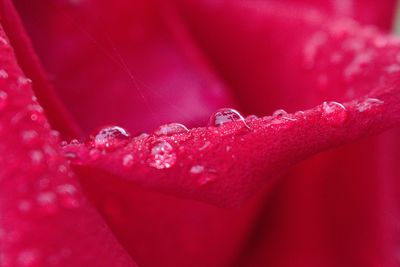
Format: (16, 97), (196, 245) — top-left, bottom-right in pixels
(272, 109), (288, 117)
(154, 123), (189, 136)
(17, 249), (40, 267)
(271, 109), (297, 122)
(30, 150), (44, 165)
(0, 69), (8, 79)
(197, 173), (217, 186)
(69, 139), (80, 145)
(93, 126), (130, 151)
(17, 76), (32, 85)
(198, 141), (210, 151)
(37, 191), (58, 213)
(0, 36), (8, 45)
(321, 101), (348, 127)
(190, 165), (204, 174)
(57, 184), (79, 209)
(60, 141), (68, 147)
(357, 98), (384, 112)
(0, 91), (8, 110)
(208, 108), (248, 128)
(122, 154), (134, 168)
(18, 200), (32, 213)
(21, 130), (39, 146)
(148, 141), (176, 169)
(58, 165), (67, 173)
(385, 64), (400, 74)
(136, 133), (150, 140)
(88, 149), (101, 160)
(245, 115), (258, 121)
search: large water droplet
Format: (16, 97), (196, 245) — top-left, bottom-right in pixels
(208, 108), (248, 128)
(93, 126), (130, 151)
(0, 91), (8, 110)
(321, 101), (348, 127)
(154, 123), (189, 136)
(148, 141), (176, 169)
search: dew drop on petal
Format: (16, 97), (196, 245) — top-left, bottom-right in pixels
(93, 126), (130, 151)
(30, 150), (44, 165)
(0, 91), (8, 110)
(245, 115), (258, 121)
(37, 191), (58, 213)
(154, 123), (189, 136)
(122, 154), (134, 168)
(208, 108), (248, 128)
(197, 173), (217, 186)
(21, 130), (39, 146)
(57, 184), (80, 209)
(88, 148), (101, 160)
(272, 109), (288, 117)
(18, 200), (32, 213)
(357, 98), (384, 112)
(190, 165), (204, 174)
(17, 249), (40, 267)
(0, 69), (8, 79)
(148, 141), (176, 169)
(321, 101), (348, 127)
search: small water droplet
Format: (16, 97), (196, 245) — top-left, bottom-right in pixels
(17, 249), (40, 267)
(93, 126), (130, 151)
(122, 154), (134, 168)
(17, 76), (32, 85)
(57, 184), (79, 209)
(30, 150), (44, 165)
(18, 200), (32, 213)
(245, 115), (258, 121)
(321, 101), (348, 127)
(69, 139), (80, 145)
(208, 108), (248, 128)
(88, 148), (101, 160)
(37, 191), (58, 213)
(60, 141), (68, 147)
(272, 109), (288, 117)
(148, 141), (176, 169)
(0, 36), (8, 45)
(190, 165), (204, 174)
(154, 123), (189, 136)
(58, 165), (67, 173)
(0, 91), (8, 110)
(198, 141), (210, 151)
(21, 130), (39, 146)
(197, 173), (217, 186)
(0, 69), (8, 79)
(357, 98), (384, 112)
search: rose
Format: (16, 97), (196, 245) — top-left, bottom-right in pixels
(1, 0), (399, 266)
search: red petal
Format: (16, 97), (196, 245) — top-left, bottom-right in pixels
(65, 3), (400, 207)
(0, 23), (137, 267)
